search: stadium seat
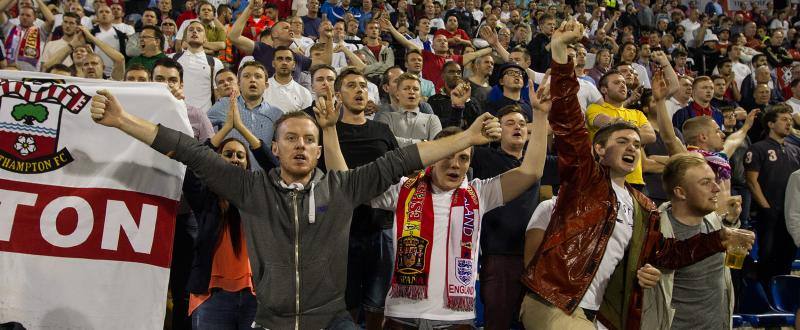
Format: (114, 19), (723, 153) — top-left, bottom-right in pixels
(732, 314), (744, 328)
(771, 275), (800, 314)
(738, 278), (795, 327)
(739, 279), (793, 325)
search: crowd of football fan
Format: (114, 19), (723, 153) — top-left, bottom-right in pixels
(3, 0), (800, 329)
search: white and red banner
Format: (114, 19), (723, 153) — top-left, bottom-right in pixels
(0, 72), (192, 329)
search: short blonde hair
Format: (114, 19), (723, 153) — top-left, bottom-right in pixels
(662, 153), (707, 199)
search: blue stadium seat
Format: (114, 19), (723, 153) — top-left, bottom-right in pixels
(771, 275), (800, 314)
(732, 314), (745, 328)
(738, 278), (795, 327)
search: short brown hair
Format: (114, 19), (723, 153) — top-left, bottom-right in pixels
(238, 61), (268, 81)
(592, 121), (640, 147)
(692, 75), (712, 88)
(496, 104), (527, 121)
(662, 153), (708, 198)
(334, 66), (366, 92)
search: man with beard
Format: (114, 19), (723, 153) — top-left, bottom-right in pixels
(40, 12), (81, 70)
(208, 61), (283, 170)
(586, 68), (657, 188)
(264, 46), (313, 113)
(171, 21), (223, 112)
(745, 106), (800, 289)
(1, 0), (54, 71)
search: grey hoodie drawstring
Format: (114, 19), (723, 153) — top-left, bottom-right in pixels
(280, 181), (316, 224)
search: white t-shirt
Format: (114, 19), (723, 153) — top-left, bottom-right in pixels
(263, 76), (314, 113)
(578, 78), (603, 114)
(293, 0), (309, 17)
(579, 181), (634, 310)
(39, 38), (73, 68)
(51, 14), (94, 31)
(371, 176), (504, 321)
(631, 62), (651, 89)
(787, 98), (800, 116)
(679, 19), (701, 46)
(666, 97), (690, 119)
(170, 50), (224, 112)
(526, 196), (557, 231)
(93, 24), (134, 76)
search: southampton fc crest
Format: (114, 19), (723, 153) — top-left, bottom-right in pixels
(0, 79), (90, 173)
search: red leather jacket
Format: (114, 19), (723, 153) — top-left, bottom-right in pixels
(521, 60), (726, 330)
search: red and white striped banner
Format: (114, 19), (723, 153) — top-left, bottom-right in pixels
(0, 72), (193, 330)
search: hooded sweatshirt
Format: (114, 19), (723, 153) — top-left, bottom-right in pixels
(151, 125), (423, 329)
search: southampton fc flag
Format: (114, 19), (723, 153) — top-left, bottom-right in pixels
(0, 72), (192, 330)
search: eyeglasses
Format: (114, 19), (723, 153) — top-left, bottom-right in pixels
(504, 70), (523, 77)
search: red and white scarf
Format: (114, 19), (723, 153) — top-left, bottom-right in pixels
(391, 168), (480, 311)
(4, 25), (41, 69)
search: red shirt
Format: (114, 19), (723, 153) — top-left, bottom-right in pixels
(176, 11), (197, 29)
(691, 101), (713, 118)
(366, 44), (382, 60)
(434, 28), (470, 54)
(422, 50), (463, 92)
(265, 0), (293, 20)
(242, 15), (275, 41)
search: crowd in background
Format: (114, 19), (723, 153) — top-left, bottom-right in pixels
(2, 0), (800, 329)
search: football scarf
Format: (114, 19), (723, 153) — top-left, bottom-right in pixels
(391, 168), (480, 311)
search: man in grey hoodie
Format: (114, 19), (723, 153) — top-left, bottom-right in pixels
(89, 70), (502, 330)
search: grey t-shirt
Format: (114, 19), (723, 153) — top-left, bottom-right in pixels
(668, 210), (729, 329)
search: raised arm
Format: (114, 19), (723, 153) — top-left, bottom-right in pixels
(35, 0), (55, 31)
(82, 27), (125, 80)
(462, 46), (492, 65)
(90, 90), (260, 210)
(652, 50), (680, 97)
(315, 86), (348, 171)
(230, 1), (256, 55)
(314, 21), (334, 66)
(43, 35), (83, 71)
(337, 41), (366, 70)
(381, 17), (420, 51)
(416, 112), (500, 166)
(652, 69), (688, 155)
(723, 109), (758, 156)
(498, 83), (549, 203)
(548, 19), (595, 180)
(477, 26), (509, 61)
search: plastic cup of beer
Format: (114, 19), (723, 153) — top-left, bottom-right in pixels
(725, 245), (746, 269)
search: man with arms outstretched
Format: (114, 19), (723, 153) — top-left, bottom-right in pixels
(89, 71), (502, 329)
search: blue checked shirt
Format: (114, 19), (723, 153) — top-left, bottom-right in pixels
(207, 95), (283, 170)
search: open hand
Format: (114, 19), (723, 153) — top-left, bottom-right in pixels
(743, 108), (760, 129)
(651, 70), (670, 101)
(479, 25), (498, 45)
(90, 90), (126, 128)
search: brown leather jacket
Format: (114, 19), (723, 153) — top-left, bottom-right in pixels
(520, 60), (727, 330)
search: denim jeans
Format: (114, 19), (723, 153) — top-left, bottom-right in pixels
(345, 227), (395, 312)
(191, 289), (257, 330)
